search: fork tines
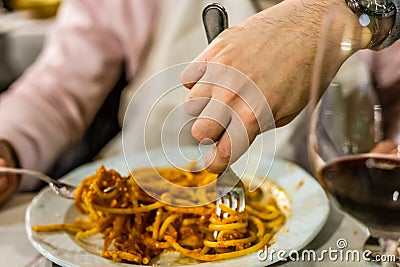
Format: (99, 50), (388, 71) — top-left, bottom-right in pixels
(214, 167), (246, 239)
(216, 187), (245, 218)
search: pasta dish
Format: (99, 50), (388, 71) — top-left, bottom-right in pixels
(32, 165), (287, 265)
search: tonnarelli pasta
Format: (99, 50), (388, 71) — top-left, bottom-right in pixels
(32, 165), (287, 265)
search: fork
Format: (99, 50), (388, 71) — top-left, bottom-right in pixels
(0, 166), (76, 199)
(202, 3), (246, 238)
(215, 167), (246, 216)
(0, 166), (124, 199)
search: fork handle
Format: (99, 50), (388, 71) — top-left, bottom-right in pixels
(202, 3), (228, 44)
(0, 166), (56, 185)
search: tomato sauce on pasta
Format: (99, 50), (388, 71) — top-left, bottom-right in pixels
(32, 165), (286, 265)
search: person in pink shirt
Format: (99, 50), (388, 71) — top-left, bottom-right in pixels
(0, 0), (158, 203)
(0, 0), (399, 204)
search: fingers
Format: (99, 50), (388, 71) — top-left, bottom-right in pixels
(183, 83), (212, 117)
(0, 173), (19, 204)
(0, 142), (20, 204)
(370, 139), (399, 154)
(275, 112), (300, 127)
(183, 62), (275, 172)
(184, 63), (237, 117)
(181, 61), (208, 89)
(183, 63), (231, 117)
(0, 158), (9, 193)
(204, 112), (258, 174)
(190, 97), (231, 142)
(0, 177), (6, 191)
(181, 38), (226, 89)
(188, 88), (260, 173)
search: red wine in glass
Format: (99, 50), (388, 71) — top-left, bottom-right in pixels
(320, 154), (400, 237)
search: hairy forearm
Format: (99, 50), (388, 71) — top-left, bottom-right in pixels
(268, 0), (372, 59)
(236, 0), (370, 122)
(276, 0), (372, 110)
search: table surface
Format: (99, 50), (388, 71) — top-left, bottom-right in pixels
(0, 192), (384, 267)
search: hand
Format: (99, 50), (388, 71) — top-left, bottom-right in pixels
(0, 141), (20, 205)
(370, 139), (399, 155)
(370, 41), (400, 143)
(181, 0), (370, 173)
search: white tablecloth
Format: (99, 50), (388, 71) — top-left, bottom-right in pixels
(0, 193), (51, 267)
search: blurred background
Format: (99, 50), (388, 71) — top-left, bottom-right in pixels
(0, 0), (125, 180)
(0, 0), (59, 92)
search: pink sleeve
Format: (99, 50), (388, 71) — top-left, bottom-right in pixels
(0, 0), (155, 190)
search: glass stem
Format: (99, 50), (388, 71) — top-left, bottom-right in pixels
(379, 237), (399, 267)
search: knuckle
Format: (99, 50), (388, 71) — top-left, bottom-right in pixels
(217, 146), (232, 163)
(243, 113), (260, 131)
(238, 106), (262, 133)
(184, 94), (207, 117)
(183, 97), (196, 116)
(191, 122), (206, 142)
(206, 160), (226, 174)
(222, 90), (237, 103)
(192, 118), (223, 142)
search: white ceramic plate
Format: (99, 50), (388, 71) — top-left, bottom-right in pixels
(26, 147), (329, 267)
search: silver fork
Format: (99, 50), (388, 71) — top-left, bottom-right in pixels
(202, 3), (246, 239)
(215, 167), (246, 216)
(0, 166), (124, 199)
(0, 166), (76, 199)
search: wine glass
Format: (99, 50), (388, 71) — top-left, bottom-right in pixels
(308, 6), (400, 266)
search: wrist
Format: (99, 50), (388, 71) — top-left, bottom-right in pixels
(345, 0), (397, 50)
(276, 0), (372, 53)
(312, 0), (374, 48)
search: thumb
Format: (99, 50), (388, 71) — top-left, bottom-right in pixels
(0, 157), (18, 205)
(0, 141), (20, 204)
(0, 158), (8, 192)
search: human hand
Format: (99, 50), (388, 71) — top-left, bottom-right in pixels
(370, 139), (399, 155)
(370, 41), (400, 143)
(181, 0), (370, 173)
(0, 141), (20, 205)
